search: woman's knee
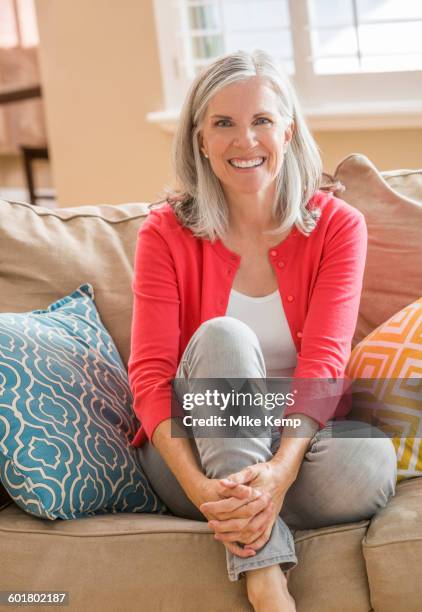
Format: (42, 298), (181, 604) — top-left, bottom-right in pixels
(281, 427), (397, 529)
(196, 316), (259, 352)
(184, 316), (266, 378)
(347, 436), (395, 513)
(367, 433), (397, 506)
(315, 421), (397, 507)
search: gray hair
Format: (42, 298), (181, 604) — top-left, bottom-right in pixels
(157, 49), (324, 241)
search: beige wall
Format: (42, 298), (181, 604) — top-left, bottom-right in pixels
(6, 0), (417, 206)
(316, 129), (422, 175)
(35, 0), (172, 206)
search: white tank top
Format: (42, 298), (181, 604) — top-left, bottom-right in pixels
(226, 288), (297, 377)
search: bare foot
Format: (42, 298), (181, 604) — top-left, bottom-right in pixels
(246, 565), (296, 612)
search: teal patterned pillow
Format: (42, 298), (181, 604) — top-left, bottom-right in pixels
(0, 284), (165, 519)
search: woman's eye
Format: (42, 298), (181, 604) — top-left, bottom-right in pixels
(214, 117), (272, 127)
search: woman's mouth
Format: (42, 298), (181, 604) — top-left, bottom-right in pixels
(228, 157), (266, 170)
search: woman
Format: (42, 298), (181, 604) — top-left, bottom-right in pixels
(128, 49), (397, 611)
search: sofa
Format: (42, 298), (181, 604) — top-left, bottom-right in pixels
(0, 153), (421, 612)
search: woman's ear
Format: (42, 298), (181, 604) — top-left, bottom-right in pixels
(197, 131), (208, 158)
(285, 120), (295, 146)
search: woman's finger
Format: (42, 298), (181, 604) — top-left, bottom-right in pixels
(216, 492), (271, 522)
(201, 490), (256, 515)
(201, 490), (270, 521)
(209, 516), (247, 534)
(215, 530), (246, 543)
(200, 496), (248, 519)
(224, 541), (256, 558)
(219, 482), (262, 500)
(200, 484), (261, 517)
(238, 503), (275, 544)
(237, 520), (269, 546)
(244, 525), (272, 551)
(221, 465), (258, 486)
(209, 496), (272, 532)
(214, 504), (273, 543)
(242, 523), (269, 545)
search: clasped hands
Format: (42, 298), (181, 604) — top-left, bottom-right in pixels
(198, 460), (291, 559)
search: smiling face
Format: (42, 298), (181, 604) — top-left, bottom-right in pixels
(198, 76), (293, 204)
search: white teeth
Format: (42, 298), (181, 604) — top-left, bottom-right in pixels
(229, 157), (264, 168)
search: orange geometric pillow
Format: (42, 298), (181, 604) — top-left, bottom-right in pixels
(346, 298), (422, 481)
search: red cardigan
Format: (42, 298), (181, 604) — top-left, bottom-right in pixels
(128, 191), (367, 448)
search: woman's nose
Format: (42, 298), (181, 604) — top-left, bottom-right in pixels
(232, 126), (259, 148)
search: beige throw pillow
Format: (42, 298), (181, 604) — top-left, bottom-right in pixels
(383, 169), (422, 203)
(0, 200), (150, 366)
(332, 154), (422, 348)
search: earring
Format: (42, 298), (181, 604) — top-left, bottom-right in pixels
(203, 151), (209, 159)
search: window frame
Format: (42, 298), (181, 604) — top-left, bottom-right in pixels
(151, 0), (422, 131)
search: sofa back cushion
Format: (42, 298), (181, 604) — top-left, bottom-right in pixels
(1, 155), (421, 359)
(383, 169), (422, 203)
(0, 200), (150, 366)
(332, 155), (422, 347)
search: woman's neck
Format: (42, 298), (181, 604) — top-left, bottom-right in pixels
(225, 189), (278, 239)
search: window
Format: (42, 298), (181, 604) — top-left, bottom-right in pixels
(308, 0), (422, 74)
(178, 0), (293, 77)
(151, 0), (422, 130)
(153, 0), (293, 110)
(0, 0), (39, 48)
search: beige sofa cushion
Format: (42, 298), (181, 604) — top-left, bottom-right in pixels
(363, 477), (422, 612)
(0, 200), (150, 366)
(0, 503), (251, 612)
(332, 155), (422, 347)
(383, 169), (422, 203)
(0, 501), (371, 612)
(290, 522), (371, 612)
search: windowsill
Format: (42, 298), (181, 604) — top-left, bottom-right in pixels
(146, 100), (422, 133)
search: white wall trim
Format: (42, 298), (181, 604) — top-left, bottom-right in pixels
(0, 187), (56, 207)
(0, 187), (29, 202)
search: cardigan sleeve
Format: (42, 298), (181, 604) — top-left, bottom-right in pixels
(284, 204), (368, 428)
(127, 214), (181, 446)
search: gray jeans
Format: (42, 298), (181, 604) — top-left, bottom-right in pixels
(137, 317), (397, 582)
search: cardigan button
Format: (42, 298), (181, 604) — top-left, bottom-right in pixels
(270, 249), (278, 257)
(277, 261), (285, 268)
(287, 295), (294, 302)
(296, 331), (303, 338)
